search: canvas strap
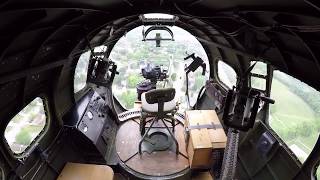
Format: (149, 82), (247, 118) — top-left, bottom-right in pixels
(188, 122), (223, 130)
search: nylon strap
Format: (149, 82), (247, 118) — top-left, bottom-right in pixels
(188, 122), (223, 130)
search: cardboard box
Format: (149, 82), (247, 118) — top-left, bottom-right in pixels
(134, 101), (142, 109)
(192, 171), (214, 180)
(57, 163), (114, 180)
(185, 110), (227, 169)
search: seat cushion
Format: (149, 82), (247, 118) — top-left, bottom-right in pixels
(57, 163), (114, 180)
(141, 92), (176, 113)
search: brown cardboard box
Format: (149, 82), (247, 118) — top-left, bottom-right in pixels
(185, 110), (227, 169)
(57, 163), (114, 180)
(192, 171), (214, 180)
(134, 101), (142, 109)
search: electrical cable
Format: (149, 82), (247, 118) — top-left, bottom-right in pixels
(174, 3), (272, 31)
(282, 26), (320, 74)
(185, 72), (191, 109)
(174, 3), (233, 19)
(304, 0), (320, 13)
(176, 2), (320, 34)
(195, 85), (206, 110)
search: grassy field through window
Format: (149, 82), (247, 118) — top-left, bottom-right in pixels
(270, 71), (320, 162)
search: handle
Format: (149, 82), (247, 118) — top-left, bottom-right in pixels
(260, 96), (275, 104)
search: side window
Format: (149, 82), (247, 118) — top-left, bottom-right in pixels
(269, 70), (320, 162)
(74, 51), (90, 93)
(74, 45), (107, 93)
(250, 61), (267, 90)
(4, 97), (47, 154)
(217, 61), (237, 89)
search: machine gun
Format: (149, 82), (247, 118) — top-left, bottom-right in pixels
(183, 53), (207, 109)
(141, 63), (168, 84)
(220, 63), (275, 180)
(136, 63), (169, 100)
(87, 54), (118, 86)
(222, 62), (275, 131)
(184, 53), (206, 76)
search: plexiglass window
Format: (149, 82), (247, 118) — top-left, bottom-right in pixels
(250, 61), (267, 90)
(74, 51), (90, 93)
(269, 70), (320, 162)
(4, 97), (47, 154)
(74, 46), (108, 93)
(217, 61), (237, 89)
(110, 25), (209, 110)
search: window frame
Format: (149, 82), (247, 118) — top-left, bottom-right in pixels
(216, 59), (238, 89)
(3, 96), (50, 159)
(73, 46), (109, 101)
(249, 61), (268, 91)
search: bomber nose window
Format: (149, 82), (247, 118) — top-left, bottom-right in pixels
(4, 97), (47, 154)
(110, 25), (209, 109)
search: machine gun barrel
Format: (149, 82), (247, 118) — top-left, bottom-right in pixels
(184, 53), (195, 60)
(260, 96), (275, 104)
(184, 53), (206, 75)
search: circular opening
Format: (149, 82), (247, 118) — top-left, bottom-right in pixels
(110, 22), (209, 110)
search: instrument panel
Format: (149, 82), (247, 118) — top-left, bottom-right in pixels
(77, 92), (107, 143)
(63, 90), (110, 155)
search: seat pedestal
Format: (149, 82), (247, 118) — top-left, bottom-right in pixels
(115, 120), (189, 178)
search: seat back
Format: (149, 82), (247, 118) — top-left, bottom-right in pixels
(145, 88), (175, 113)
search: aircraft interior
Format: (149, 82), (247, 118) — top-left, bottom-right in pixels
(0, 0), (320, 180)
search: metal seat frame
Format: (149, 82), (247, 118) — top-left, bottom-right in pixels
(138, 88), (179, 155)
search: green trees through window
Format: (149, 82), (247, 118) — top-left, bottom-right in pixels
(4, 97), (46, 154)
(269, 71), (320, 162)
(110, 25), (209, 109)
(74, 45), (108, 93)
(74, 51), (90, 93)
